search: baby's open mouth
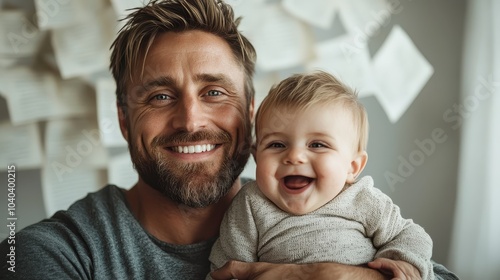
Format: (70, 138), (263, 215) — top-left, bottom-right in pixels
(284, 175), (314, 189)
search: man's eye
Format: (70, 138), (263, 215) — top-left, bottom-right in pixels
(207, 90), (222, 96)
(153, 94), (170, 100)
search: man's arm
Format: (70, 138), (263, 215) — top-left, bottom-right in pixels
(1, 224), (90, 279)
(211, 260), (388, 280)
(211, 258), (459, 280)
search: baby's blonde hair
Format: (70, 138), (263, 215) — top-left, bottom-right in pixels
(255, 70), (369, 152)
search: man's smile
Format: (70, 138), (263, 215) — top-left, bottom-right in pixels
(170, 144), (217, 154)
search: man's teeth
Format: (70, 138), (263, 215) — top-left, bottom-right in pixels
(173, 144), (216, 154)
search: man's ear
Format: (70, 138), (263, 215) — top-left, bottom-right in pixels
(347, 151), (368, 184)
(117, 104), (129, 142)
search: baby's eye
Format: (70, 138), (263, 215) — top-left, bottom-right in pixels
(268, 142), (285, 149)
(310, 142), (326, 148)
(206, 90), (223, 96)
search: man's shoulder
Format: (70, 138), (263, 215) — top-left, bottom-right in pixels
(66, 185), (126, 215)
(0, 185), (140, 278)
(14, 185), (124, 240)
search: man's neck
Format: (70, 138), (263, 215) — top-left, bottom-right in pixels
(125, 179), (241, 245)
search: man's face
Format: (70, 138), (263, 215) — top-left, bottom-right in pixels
(121, 30), (252, 208)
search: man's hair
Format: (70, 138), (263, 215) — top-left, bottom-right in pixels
(255, 70), (369, 151)
(110, 0), (256, 111)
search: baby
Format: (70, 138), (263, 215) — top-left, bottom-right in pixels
(209, 71), (434, 280)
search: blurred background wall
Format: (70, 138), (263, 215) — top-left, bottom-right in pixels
(3, 0), (497, 278)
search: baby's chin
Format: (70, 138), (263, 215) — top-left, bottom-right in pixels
(275, 199), (323, 216)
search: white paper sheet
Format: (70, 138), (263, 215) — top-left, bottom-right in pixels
(34, 0), (84, 30)
(56, 77), (96, 118)
(372, 25), (434, 123)
(96, 78), (128, 147)
(0, 10), (45, 57)
(307, 35), (378, 98)
(108, 152), (137, 190)
(0, 121), (43, 169)
(42, 167), (106, 217)
(338, 0), (390, 37)
(227, 0), (266, 35)
(0, 67), (59, 124)
(45, 118), (109, 180)
(282, 0), (338, 29)
(0, 67), (95, 124)
(243, 4), (314, 71)
(51, 6), (117, 78)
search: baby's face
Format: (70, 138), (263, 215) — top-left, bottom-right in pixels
(255, 103), (362, 215)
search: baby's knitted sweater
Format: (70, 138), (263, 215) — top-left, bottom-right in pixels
(209, 176), (434, 280)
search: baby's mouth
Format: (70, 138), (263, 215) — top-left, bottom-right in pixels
(283, 175), (314, 189)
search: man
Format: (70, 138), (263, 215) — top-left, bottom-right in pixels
(0, 0), (457, 279)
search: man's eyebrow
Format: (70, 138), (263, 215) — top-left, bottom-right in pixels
(137, 76), (176, 95)
(194, 73), (238, 93)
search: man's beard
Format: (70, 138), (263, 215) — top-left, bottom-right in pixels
(129, 128), (251, 208)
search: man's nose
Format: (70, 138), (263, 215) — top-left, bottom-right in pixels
(171, 95), (208, 132)
(283, 147), (307, 165)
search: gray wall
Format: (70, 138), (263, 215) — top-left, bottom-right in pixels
(360, 0), (465, 264)
(0, 0), (466, 267)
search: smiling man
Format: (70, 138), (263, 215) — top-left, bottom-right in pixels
(120, 29), (253, 245)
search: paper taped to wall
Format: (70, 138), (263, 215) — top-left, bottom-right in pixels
(42, 167), (106, 217)
(307, 34), (378, 98)
(372, 25), (434, 123)
(282, 0), (338, 30)
(96, 78), (128, 147)
(0, 121), (43, 169)
(51, 6), (117, 78)
(45, 118), (108, 172)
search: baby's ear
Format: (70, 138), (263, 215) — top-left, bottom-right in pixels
(347, 151), (368, 184)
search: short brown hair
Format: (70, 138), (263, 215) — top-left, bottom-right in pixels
(110, 0), (256, 110)
(255, 71), (369, 151)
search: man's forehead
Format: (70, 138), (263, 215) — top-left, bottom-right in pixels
(135, 30), (245, 84)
